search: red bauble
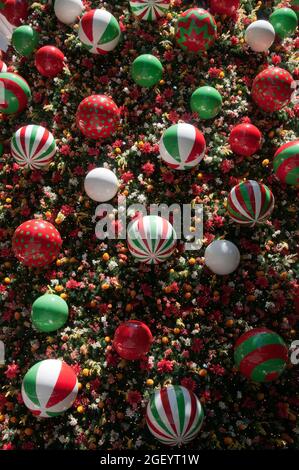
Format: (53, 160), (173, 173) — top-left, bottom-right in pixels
(252, 67), (294, 113)
(113, 320), (153, 360)
(76, 94), (120, 139)
(229, 123), (262, 156)
(12, 219), (62, 267)
(210, 0), (240, 16)
(35, 46), (65, 78)
(0, 0), (28, 26)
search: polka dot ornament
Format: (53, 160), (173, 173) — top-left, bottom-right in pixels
(76, 94), (120, 139)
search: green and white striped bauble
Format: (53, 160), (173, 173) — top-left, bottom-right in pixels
(21, 359), (78, 417)
(78, 9), (120, 54)
(11, 125), (56, 170)
(273, 140), (299, 186)
(129, 1), (170, 21)
(127, 215), (176, 264)
(159, 123), (206, 170)
(146, 386), (204, 446)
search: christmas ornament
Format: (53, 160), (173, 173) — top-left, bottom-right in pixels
(21, 359), (78, 417)
(131, 54), (163, 88)
(252, 67), (294, 112)
(12, 25), (39, 56)
(76, 94), (120, 139)
(146, 385), (204, 446)
(11, 125), (56, 170)
(204, 239), (240, 275)
(113, 320), (153, 360)
(35, 45), (65, 77)
(78, 9), (120, 54)
(229, 123), (262, 156)
(176, 8), (217, 53)
(273, 139), (299, 185)
(291, 0), (299, 19)
(245, 20), (275, 52)
(54, 0), (83, 25)
(159, 123), (206, 170)
(129, 1), (170, 21)
(31, 294), (68, 333)
(209, 0), (240, 16)
(234, 328), (288, 382)
(190, 86), (222, 120)
(227, 180), (275, 226)
(270, 8), (298, 39)
(12, 219), (62, 267)
(84, 167), (119, 202)
(0, 59), (7, 71)
(127, 215), (176, 264)
(0, 0), (28, 26)
(0, 72), (31, 114)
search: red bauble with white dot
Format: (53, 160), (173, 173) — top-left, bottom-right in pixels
(12, 219), (62, 267)
(76, 94), (120, 139)
(229, 123), (262, 156)
(113, 320), (153, 360)
(35, 46), (65, 78)
(210, 0), (240, 16)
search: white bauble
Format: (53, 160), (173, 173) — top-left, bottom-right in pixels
(54, 0), (83, 25)
(204, 240), (240, 275)
(245, 20), (275, 52)
(84, 168), (119, 202)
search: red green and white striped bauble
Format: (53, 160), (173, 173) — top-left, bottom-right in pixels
(273, 140), (299, 186)
(176, 8), (217, 53)
(234, 328), (288, 383)
(0, 60), (7, 72)
(78, 9), (121, 54)
(0, 72), (31, 114)
(11, 125), (56, 170)
(227, 180), (275, 226)
(129, 1), (170, 21)
(127, 215), (176, 264)
(159, 123), (206, 170)
(146, 386), (204, 446)
(21, 359), (78, 417)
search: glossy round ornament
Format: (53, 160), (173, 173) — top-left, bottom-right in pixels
(273, 139), (299, 185)
(54, 0), (83, 25)
(234, 328), (288, 382)
(113, 320), (153, 360)
(12, 219), (62, 268)
(245, 20), (275, 52)
(190, 86), (222, 120)
(209, 0), (240, 16)
(84, 167), (119, 202)
(35, 46), (65, 78)
(291, 0), (299, 19)
(78, 9), (120, 54)
(31, 294), (69, 332)
(204, 239), (240, 275)
(251, 67), (294, 112)
(12, 25), (39, 56)
(229, 123), (262, 156)
(128, 215), (177, 264)
(176, 8), (217, 53)
(21, 359), (78, 417)
(11, 125), (56, 170)
(76, 94), (120, 139)
(159, 123), (206, 170)
(0, 0), (28, 26)
(270, 7), (298, 39)
(227, 180), (275, 226)
(0, 60), (7, 72)
(0, 72), (31, 114)
(131, 54), (163, 88)
(129, 0), (170, 21)
(146, 385), (204, 446)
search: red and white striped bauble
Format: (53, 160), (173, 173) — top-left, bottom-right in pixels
(11, 125), (56, 170)
(129, 1), (170, 21)
(78, 9), (121, 54)
(21, 359), (78, 417)
(0, 60), (7, 72)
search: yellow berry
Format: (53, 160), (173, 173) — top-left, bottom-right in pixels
(77, 405), (84, 413)
(173, 328), (180, 335)
(162, 336), (169, 344)
(146, 379), (154, 386)
(105, 336), (111, 343)
(60, 293), (68, 300)
(102, 252), (110, 261)
(262, 159), (269, 167)
(188, 257), (196, 265)
(82, 368), (90, 377)
(4, 277), (11, 284)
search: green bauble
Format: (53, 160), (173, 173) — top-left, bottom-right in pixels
(131, 54), (163, 88)
(12, 25), (39, 56)
(190, 86), (222, 119)
(270, 8), (298, 39)
(0, 143), (3, 157)
(291, 0), (299, 20)
(31, 294), (69, 332)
